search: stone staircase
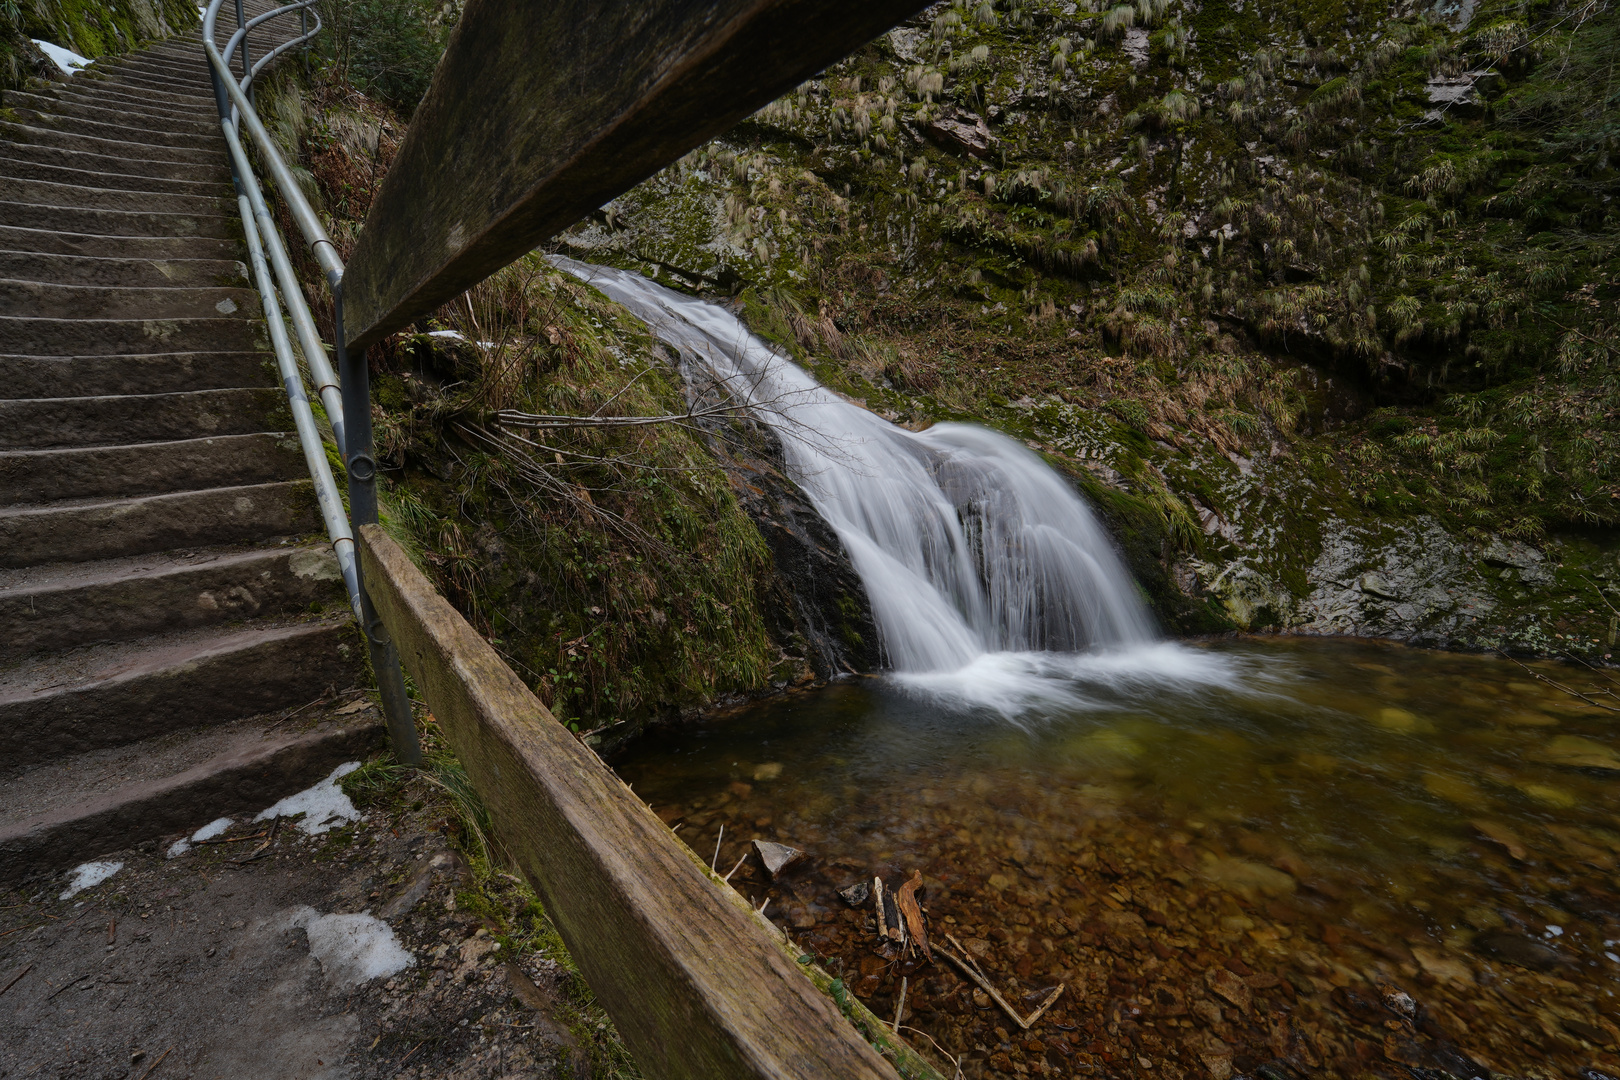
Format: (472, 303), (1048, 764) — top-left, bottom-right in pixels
(0, 26), (381, 880)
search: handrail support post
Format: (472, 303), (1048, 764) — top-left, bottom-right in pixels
(336, 285), (421, 765)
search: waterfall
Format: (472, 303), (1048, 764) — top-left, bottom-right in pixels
(552, 258), (1157, 675)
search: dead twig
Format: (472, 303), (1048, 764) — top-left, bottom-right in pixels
(192, 831), (268, 846)
(893, 976), (908, 1032)
(939, 934), (1066, 1031)
(44, 972), (89, 1000)
(711, 823), (725, 873)
(722, 852), (749, 883)
(0, 964), (31, 998)
(229, 818), (281, 867)
(136, 1047), (172, 1080)
(1496, 650), (1620, 712)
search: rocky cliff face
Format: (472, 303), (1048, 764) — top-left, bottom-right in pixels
(553, 0), (1619, 661)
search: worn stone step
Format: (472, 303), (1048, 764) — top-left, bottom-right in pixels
(4, 91), (221, 137)
(98, 53), (213, 79)
(7, 106), (222, 153)
(0, 619), (360, 769)
(0, 250), (246, 288)
(0, 279), (259, 320)
(0, 153), (228, 196)
(88, 69), (219, 102)
(0, 175), (230, 215)
(0, 388), (287, 450)
(0, 350), (269, 398)
(0, 480), (316, 567)
(0, 141), (228, 184)
(0, 199), (235, 239)
(47, 83), (218, 127)
(67, 75), (217, 111)
(0, 430), (301, 503)
(0, 224), (237, 261)
(0, 121), (219, 167)
(0, 708), (381, 880)
(0, 315), (263, 355)
(0, 542), (343, 659)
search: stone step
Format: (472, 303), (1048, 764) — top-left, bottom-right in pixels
(0, 431), (301, 503)
(0, 350), (269, 398)
(0, 224), (237, 261)
(0, 198), (235, 239)
(0, 315), (264, 355)
(0, 618), (359, 769)
(4, 91), (222, 138)
(48, 82), (216, 124)
(7, 106), (222, 153)
(98, 53), (213, 79)
(0, 279), (258, 319)
(0, 121), (220, 167)
(0, 387), (287, 449)
(0, 707), (381, 880)
(88, 69), (219, 103)
(0, 542), (343, 659)
(0, 175), (229, 215)
(0, 141), (228, 184)
(0, 153), (229, 196)
(0, 480), (316, 567)
(0, 250), (246, 288)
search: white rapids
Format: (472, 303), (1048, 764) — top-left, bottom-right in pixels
(552, 258), (1162, 686)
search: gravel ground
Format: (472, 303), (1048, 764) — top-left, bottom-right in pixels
(0, 754), (605, 1080)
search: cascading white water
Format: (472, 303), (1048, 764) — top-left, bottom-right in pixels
(552, 258), (1157, 675)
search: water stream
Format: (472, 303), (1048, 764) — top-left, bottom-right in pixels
(554, 258), (1155, 687)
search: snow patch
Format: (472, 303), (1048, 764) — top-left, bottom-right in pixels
(167, 816), (236, 858)
(255, 762), (362, 834)
(60, 861), (123, 899)
(32, 40), (91, 75)
(286, 907), (414, 987)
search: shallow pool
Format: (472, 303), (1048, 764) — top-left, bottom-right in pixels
(616, 638), (1620, 1079)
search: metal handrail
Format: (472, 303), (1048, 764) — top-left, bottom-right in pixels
(201, 0), (421, 763)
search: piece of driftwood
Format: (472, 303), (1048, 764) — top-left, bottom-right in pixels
(341, 0), (932, 350)
(938, 934), (1066, 1032)
(358, 526), (900, 1080)
(871, 877), (886, 941)
(895, 871), (930, 961)
(753, 840), (802, 877)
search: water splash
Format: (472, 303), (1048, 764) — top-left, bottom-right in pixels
(552, 258), (1157, 675)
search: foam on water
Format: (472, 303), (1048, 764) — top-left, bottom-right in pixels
(554, 258), (1168, 704)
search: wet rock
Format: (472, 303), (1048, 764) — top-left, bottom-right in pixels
(1562, 1017), (1615, 1046)
(1531, 735), (1620, 772)
(1207, 968), (1252, 1014)
(1471, 931), (1570, 971)
(1358, 573), (1401, 601)
(753, 840), (803, 877)
(1330, 986), (1388, 1026)
(837, 880), (870, 907)
(923, 108), (995, 159)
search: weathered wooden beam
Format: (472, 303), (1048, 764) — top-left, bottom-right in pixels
(355, 525), (910, 1080)
(341, 0), (930, 351)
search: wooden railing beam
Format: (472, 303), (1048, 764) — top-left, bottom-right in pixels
(341, 0), (929, 351)
(356, 525), (912, 1080)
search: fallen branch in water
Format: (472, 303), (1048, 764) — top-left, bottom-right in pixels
(939, 934), (1065, 1030)
(1496, 650), (1620, 713)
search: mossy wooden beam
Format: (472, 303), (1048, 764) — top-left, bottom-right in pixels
(341, 0), (929, 351)
(356, 524), (911, 1080)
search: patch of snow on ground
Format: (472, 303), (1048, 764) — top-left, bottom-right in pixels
(60, 861), (123, 899)
(286, 907), (414, 987)
(32, 40), (91, 74)
(255, 762), (362, 834)
(167, 816), (236, 858)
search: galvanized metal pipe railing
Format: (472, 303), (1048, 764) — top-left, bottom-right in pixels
(202, 0), (421, 764)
